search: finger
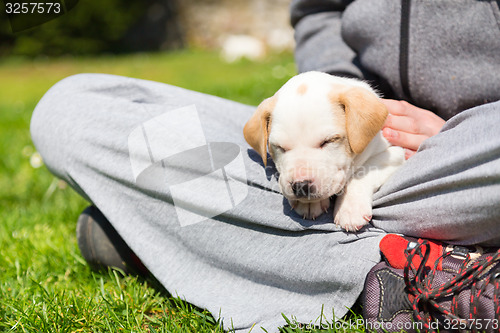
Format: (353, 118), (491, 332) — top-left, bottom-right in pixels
(405, 149), (416, 160)
(380, 99), (409, 116)
(384, 114), (420, 134)
(382, 127), (427, 151)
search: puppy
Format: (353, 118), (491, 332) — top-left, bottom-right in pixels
(243, 71), (405, 231)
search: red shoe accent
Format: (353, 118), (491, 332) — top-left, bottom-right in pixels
(379, 234), (443, 270)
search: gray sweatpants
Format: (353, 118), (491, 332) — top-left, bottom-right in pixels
(30, 74), (500, 332)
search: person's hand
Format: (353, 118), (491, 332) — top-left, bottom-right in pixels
(381, 99), (445, 159)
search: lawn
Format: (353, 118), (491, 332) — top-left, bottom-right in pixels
(0, 50), (365, 332)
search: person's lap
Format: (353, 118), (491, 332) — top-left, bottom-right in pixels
(30, 73), (500, 331)
(372, 102), (500, 246)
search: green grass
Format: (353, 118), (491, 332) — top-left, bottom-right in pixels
(0, 50), (367, 332)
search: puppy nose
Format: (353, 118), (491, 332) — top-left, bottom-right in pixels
(291, 180), (316, 198)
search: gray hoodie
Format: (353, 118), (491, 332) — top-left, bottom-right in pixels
(291, 0), (500, 120)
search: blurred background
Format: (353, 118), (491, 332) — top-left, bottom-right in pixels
(0, 1), (303, 331)
(0, 0), (294, 59)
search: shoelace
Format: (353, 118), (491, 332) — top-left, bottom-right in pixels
(403, 239), (500, 333)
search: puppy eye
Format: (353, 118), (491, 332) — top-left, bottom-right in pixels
(278, 145), (288, 152)
(319, 135), (342, 148)
(273, 144), (288, 153)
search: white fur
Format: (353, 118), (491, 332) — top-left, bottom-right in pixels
(267, 71), (405, 231)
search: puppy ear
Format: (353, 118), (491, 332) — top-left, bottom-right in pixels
(243, 96), (277, 166)
(339, 87), (388, 154)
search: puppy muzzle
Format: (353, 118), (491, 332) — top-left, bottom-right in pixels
(291, 180), (317, 198)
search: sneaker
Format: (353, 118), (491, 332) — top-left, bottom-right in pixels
(363, 234), (500, 332)
(76, 205), (149, 276)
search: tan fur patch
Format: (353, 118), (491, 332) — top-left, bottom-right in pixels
(329, 86), (387, 154)
(296, 83), (308, 95)
(243, 94), (278, 166)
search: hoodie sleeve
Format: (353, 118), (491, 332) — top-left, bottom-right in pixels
(291, 0), (363, 78)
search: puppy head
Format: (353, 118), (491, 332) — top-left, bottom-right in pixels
(244, 72), (387, 203)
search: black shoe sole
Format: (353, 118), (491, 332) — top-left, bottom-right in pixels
(76, 205), (149, 276)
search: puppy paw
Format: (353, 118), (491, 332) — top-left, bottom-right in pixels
(333, 196), (372, 232)
(290, 198), (330, 220)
